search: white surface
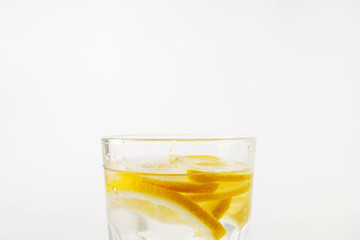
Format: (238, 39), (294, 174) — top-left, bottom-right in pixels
(1, 1), (359, 239)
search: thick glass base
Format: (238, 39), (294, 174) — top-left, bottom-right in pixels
(222, 222), (250, 240)
(107, 212), (251, 240)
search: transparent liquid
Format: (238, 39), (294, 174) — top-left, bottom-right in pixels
(104, 156), (253, 240)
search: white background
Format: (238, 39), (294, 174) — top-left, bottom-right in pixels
(1, 0), (359, 239)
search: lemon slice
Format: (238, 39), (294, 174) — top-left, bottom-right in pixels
(125, 159), (186, 174)
(199, 198), (232, 220)
(183, 181), (251, 202)
(138, 175), (219, 193)
(187, 169), (253, 183)
(107, 174), (226, 240)
(170, 155), (225, 168)
(169, 154), (223, 171)
(106, 173), (219, 193)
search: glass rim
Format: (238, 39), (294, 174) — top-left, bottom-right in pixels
(101, 134), (256, 142)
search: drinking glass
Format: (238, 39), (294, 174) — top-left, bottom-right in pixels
(102, 135), (256, 240)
